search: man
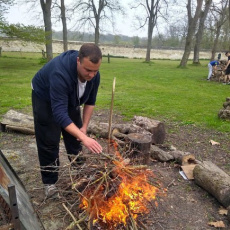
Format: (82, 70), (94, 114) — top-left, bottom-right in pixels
(207, 60), (219, 81)
(223, 51), (230, 84)
(32, 43), (103, 197)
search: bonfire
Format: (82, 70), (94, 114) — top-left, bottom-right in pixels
(59, 140), (166, 230)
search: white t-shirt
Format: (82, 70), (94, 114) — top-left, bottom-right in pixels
(78, 79), (87, 98)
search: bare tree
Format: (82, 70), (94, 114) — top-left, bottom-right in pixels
(131, 0), (168, 62)
(179, 0), (203, 67)
(40, 0), (53, 61)
(193, 0), (212, 64)
(210, 0), (228, 60)
(71, 0), (124, 45)
(52, 0), (68, 51)
(145, 0), (161, 62)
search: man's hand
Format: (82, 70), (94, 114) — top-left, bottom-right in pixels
(65, 122), (102, 153)
(82, 136), (102, 154)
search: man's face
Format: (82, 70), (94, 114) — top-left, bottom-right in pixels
(77, 57), (101, 82)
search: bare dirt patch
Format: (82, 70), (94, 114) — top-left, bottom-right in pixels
(0, 109), (230, 230)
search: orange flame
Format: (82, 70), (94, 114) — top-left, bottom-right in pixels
(80, 169), (160, 227)
(79, 140), (165, 228)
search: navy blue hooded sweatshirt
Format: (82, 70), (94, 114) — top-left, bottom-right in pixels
(32, 50), (100, 128)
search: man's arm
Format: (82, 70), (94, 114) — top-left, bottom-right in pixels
(80, 104), (95, 134)
(64, 121), (102, 153)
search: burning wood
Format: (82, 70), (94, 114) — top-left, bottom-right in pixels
(39, 141), (166, 230)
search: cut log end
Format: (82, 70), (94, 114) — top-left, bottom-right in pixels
(127, 133), (152, 165)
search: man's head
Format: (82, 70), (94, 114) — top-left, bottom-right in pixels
(78, 43), (102, 63)
(77, 43), (102, 82)
(225, 51), (230, 56)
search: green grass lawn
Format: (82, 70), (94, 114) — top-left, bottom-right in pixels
(0, 53), (230, 132)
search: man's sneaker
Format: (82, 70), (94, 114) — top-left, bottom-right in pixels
(44, 184), (59, 198)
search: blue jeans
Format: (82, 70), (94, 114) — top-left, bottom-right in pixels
(32, 90), (82, 184)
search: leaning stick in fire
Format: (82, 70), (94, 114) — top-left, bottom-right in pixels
(107, 77), (116, 153)
(63, 203), (84, 230)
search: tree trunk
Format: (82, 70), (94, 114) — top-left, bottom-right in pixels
(145, 32), (152, 62)
(40, 0), (53, 61)
(92, 0), (104, 46)
(180, 29), (194, 66)
(193, 0), (212, 64)
(61, 0), (68, 52)
(210, 25), (221, 61)
(180, 0), (203, 67)
(145, 0), (157, 62)
(95, 22), (100, 46)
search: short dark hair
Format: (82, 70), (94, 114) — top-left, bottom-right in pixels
(225, 51), (229, 55)
(78, 43), (102, 63)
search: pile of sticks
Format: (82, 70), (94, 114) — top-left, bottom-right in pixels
(40, 144), (165, 230)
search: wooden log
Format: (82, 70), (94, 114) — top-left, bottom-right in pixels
(112, 128), (127, 140)
(4, 125), (35, 135)
(218, 97), (230, 120)
(1, 109), (34, 134)
(132, 116), (166, 144)
(1, 111), (166, 146)
(169, 150), (196, 165)
(127, 133), (152, 165)
(193, 161), (230, 208)
(150, 145), (174, 162)
(218, 109), (230, 121)
(88, 122), (109, 138)
(223, 102), (230, 109)
(111, 128), (126, 146)
(114, 123), (151, 136)
(88, 122), (152, 139)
